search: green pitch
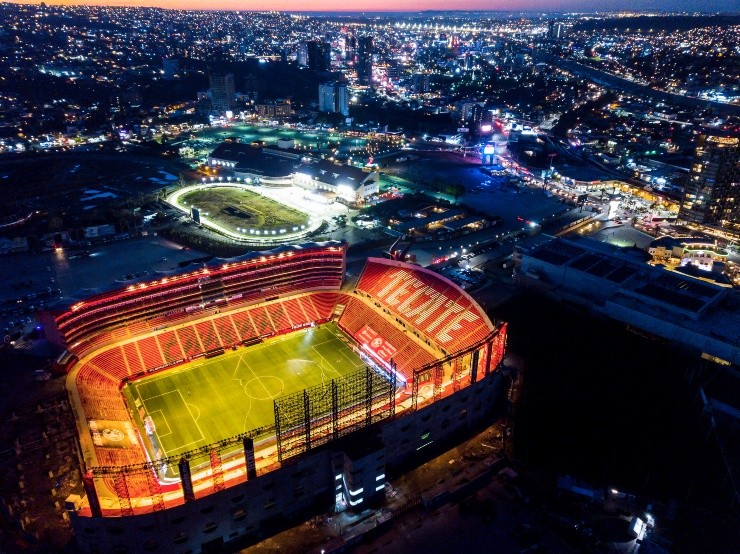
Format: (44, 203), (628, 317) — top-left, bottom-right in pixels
(122, 323), (365, 467)
(177, 186), (309, 232)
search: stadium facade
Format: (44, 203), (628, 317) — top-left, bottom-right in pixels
(43, 242), (508, 553)
(207, 142), (379, 203)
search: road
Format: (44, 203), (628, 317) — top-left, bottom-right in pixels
(544, 54), (740, 116)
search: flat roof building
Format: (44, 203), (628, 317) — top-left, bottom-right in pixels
(516, 236), (740, 365)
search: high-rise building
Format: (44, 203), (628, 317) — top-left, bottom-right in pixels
(297, 42), (308, 67)
(318, 82), (349, 117)
(345, 34), (356, 61)
(357, 36), (373, 86)
(210, 72), (235, 112)
(162, 58), (178, 81)
(680, 134), (740, 231)
(386, 63), (400, 84)
(307, 41), (331, 72)
(548, 20), (566, 40)
(411, 73), (430, 94)
(243, 74), (259, 101)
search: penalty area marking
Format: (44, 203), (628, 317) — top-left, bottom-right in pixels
(148, 410), (172, 438)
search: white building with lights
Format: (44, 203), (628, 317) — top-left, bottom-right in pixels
(294, 160), (379, 204)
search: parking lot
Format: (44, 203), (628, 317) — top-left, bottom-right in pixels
(0, 236), (206, 339)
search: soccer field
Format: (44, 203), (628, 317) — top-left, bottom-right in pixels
(122, 323), (365, 468)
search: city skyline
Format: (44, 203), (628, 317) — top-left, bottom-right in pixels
(9, 0), (739, 12)
(0, 2), (736, 552)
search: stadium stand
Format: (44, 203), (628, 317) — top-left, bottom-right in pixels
(281, 298), (309, 328)
(121, 343), (144, 376)
(297, 296), (321, 321)
(337, 297), (435, 379)
(41, 242), (346, 355)
(195, 321), (221, 351)
(90, 347), (127, 381)
(250, 307), (274, 336)
(307, 292), (339, 320)
(355, 259), (494, 352)
(176, 326), (202, 358)
(267, 302), (290, 333)
(137, 336), (165, 370)
(213, 315), (238, 348)
(157, 331), (185, 364)
(230, 311), (258, 341)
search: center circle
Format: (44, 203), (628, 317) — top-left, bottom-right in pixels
(244, 376), (285, 401)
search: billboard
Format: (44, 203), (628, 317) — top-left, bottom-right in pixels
(356, 325), (398, 363)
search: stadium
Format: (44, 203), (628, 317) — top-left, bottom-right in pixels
(41, 241), (508, 553)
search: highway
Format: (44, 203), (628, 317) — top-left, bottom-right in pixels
(543, 54), (740, 117)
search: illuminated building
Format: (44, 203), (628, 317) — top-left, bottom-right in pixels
(45, 244), (507, 553)
(357, 36), (373, 86)
(318, 82), (349, 117)
(209, 72), (235, 113)
(680, 134), (740, 232)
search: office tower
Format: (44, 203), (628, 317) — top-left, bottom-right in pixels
(464, 53), (474, 71)
(297, 42), (308, 67)
(243, 74), (259, 101)
(345, 34), (356, 61)
(319, 82), (349, 117)
(357, 36), (373, 86)
(307, 41), (331, 72)
(548, 20), (566, 40)
(210, 72), (235, 112)
(162, 58), (178, 81)
(412, 73), (430, 94)
(680, 134), (740, 231)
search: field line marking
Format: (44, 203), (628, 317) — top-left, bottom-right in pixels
(244, 359), (274, 400)
(167, 438), (203, 455)
(141, 389), (180, 401)
(139, 398), (168, 460)
(149, 410), (172, 437)
(177, 389), (206, 444)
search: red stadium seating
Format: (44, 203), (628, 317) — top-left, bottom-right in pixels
(355, 259), (494, 353)
(195, 321), (221, 351)
(337, 297), (435, 380)
(267, 303), (290, 333)
(281, 298), (308, 327)
(121, 343), (144, 376)
(137, 336), (165, 370)
(89, 347), (127, 380)
(176, 326), (202, 358)
(157, 331), (185, 364)
(308, 292), (338, 320)
(250, 307), (274, 336)
(297, 296), (320, 321)
(213, 316), (238, 347)
(47, 243), (346, 354)
(230, 311), (258, 342)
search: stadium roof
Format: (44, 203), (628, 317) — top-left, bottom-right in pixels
(47, 241), (346, 311)
(296, 159), (374, 191)
(209, 142), (298, 178)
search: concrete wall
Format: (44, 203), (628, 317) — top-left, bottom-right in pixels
(70, 372), (504, 554)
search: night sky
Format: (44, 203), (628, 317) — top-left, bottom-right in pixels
(13, 0), (740, 13)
